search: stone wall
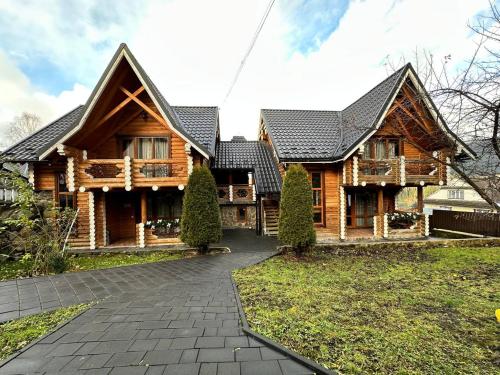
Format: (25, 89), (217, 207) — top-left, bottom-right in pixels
(220, 205), (256, 229)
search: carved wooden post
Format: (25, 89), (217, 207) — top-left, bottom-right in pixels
(138, 223), (145, 248)
(417, 185), (424, 212)
(141, 191), (147, 223)
(399, 155), (406, 186)
(352, 156), (358, 186)
(67, 157), (75, 192)
(229, 185), (233, 202)
(383, 213), (388, 238)
(27, 163), (35, 188)
(88, 192), (96, 250)
(424, 214), (430, 236)
(377, 189), (384, 238)
(124, 156), (132, 191)
(339, 186), (346, 240)
(102, 198), (107, 246)
(185, 143), (193, 175)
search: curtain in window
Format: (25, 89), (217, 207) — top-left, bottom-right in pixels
(388, 141), (398, 159)
(138, 138), (153, 159)
(375, 141), (385, 159)
(155, 138), (168, 159)
(363, 143), (372, 159)
(123, 139), (133, 157)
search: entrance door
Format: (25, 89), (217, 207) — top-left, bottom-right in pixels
(106, 192), (138, 244)
(346, 191), (377, 228)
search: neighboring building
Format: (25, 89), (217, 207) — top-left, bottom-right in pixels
(1, 43), (472, 249)
(424, 176), (499, 214)
(424, 138), (499, 213)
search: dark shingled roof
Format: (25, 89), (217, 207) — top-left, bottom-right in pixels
(262, 65), (407, 162)
(1, 106), (85, 162)
(2, 105), (218, 162)
(87, 44), (215, 157)
(214, 141), (282, 194)
(2, 44), (219, 162)
(172, 106), (219, 156)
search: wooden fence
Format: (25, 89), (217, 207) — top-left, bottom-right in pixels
(430, 210), (500, 237)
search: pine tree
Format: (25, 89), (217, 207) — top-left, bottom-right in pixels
(278, 164), (316, 254)
(180, 165), (222, 253)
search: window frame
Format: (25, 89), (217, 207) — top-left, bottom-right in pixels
(120, 136), (171, 160)
(310, 171), (324, 226)
(55, 172), (75, 209)
(363, 138), (401, 160)
(447, 189), (464, 200)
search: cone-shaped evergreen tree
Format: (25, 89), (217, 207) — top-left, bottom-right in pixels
(180, 165), (222, 252)
(278, 164), (316, 253)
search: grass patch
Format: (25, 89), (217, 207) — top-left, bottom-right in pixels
(0, 251), (185, 281)
(0, 304), (89, 360)
(233, 247), (500, 374)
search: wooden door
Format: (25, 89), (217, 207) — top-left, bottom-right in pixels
(106, 192), (137, 243)
(346, 191), (377, 228)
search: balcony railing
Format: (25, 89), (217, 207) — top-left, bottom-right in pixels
(358, 159), (399, 184)
(217, 184), (255, 203)
(405, 159), (440, 185)
(351, 156), (444, 186)
(78, 158), (187, 190)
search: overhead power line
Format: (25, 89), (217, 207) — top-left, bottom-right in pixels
(221, 0), (276, 105)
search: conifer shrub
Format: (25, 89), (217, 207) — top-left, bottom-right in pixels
(180, 165), (222, 253)
(278, 164), (316, 254)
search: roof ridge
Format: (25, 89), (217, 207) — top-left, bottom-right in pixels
(342, 64), (409, 113)
(261, 108), (340, 113)
(2, 105), (84, 156)
(172, 105), (219, 109)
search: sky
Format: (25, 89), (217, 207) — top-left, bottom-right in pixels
(0, 0), (494, 142)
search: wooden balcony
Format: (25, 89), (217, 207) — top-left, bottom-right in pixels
(404, 159), (440, 185)
(349, 156), (445, 187)
(217, 184), (255, 204)
(78, 158), (188, 190)
(357, 159), (400, 185)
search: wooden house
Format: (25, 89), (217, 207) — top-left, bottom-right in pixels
(2, 43), (473, 249)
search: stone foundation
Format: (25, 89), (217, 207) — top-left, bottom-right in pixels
(220, 205), (256, 229)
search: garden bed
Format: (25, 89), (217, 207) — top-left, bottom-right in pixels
(233, 246), (500, 374)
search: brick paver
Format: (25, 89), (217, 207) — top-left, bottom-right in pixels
(0, 230), (316, 374)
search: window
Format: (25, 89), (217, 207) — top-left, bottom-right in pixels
(447, 190), (464, 200)
(122, 137), (171, 178)
(311, 172), (323, 225)
(121, 137), (170, 159)
(237, 207), (247, 222)
(362, 139), (400, 160)
(56, 172), (75, 209)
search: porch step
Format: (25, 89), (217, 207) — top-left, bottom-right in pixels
(263, 200), (279, 236)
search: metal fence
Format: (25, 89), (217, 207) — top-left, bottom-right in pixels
(430, 209), (500, 237)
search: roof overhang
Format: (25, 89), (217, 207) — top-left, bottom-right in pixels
(39, 45), (210, 160)
(341, 67), (476, 162)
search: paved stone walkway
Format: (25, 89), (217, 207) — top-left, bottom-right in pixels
(0, 230), (317, 374)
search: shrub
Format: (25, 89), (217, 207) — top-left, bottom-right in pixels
(180, 166), (222, 253)
(0, 164), (76, 276)
(278, 164), (315, 254)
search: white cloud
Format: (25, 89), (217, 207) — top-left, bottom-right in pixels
(0, 0), (493, 143)
(0, 51), (90, 136)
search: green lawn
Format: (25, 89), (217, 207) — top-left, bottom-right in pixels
(234, 247), (500, 374)
(0, 251), (185, 281)
(0, 304), (89, 360)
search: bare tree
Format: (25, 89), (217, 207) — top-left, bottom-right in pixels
(3, 112), (42, 147)
(384, 1), (500, 210)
